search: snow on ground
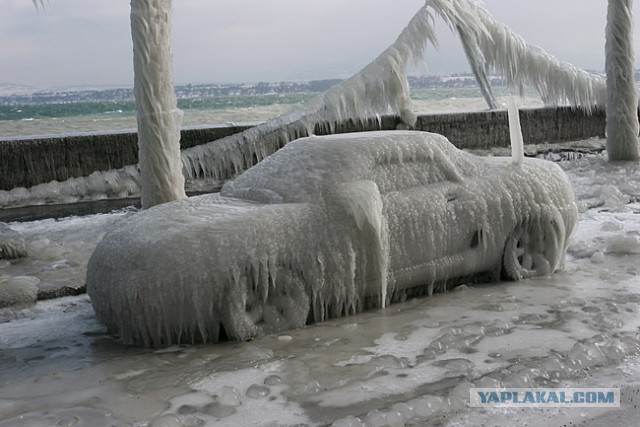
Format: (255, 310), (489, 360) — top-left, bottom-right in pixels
(0, 139), (639, 426)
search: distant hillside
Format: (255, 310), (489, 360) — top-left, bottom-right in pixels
(0, 70), (625, 106)
(0, 83), (38, 97)
(0, 79), (343, 106)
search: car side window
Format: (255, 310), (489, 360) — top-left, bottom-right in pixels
(372, 149), (464, 194)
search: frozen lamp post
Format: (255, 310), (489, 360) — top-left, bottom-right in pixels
(605, 0), (640, 161)
(131, 0), (186, 208)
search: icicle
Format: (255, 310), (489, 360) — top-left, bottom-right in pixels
(507, 97), (524, 166)
(457, 24), (498, 109)
(333, 180), (390, 308)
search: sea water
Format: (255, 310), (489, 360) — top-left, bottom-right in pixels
(0, 85), (542, 138)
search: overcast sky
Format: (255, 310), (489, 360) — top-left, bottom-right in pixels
(1, 0), (637, 88)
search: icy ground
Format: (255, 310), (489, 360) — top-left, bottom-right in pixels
(1, 139), (640, 426)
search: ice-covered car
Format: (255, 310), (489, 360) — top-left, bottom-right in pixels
(87, 131), (578, 346)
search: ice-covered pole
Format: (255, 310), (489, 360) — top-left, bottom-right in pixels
(131, 0), (186, 208)
(605, 0), (640, 161)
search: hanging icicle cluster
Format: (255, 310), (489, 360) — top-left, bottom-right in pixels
(179, 3), (439, 183)
(180, 0), (613, 183)
(427, 0), (607, 111)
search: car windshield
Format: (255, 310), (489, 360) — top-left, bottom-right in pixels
(221, 131), (477, 203)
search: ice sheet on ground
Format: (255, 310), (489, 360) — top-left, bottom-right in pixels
(1, 143), (639, 426)
(0, 211), (129, 309)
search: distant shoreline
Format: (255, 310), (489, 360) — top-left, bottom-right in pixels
(1, 73), (513, 101)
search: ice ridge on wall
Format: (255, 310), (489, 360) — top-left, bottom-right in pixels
(0, 166), (141, 209)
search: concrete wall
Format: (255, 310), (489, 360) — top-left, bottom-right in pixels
(414, 106), (605, 149)
(0, 124), (253, 191)
(0, 106), (605, 191)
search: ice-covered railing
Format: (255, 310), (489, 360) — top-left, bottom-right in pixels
(179, 3), (437, 183)
(0, 166), (141, 209)
(428, 0), (607, 111)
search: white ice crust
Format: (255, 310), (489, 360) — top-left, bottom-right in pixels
(2, 144), (639, 426)
(87, 131), (578, 346)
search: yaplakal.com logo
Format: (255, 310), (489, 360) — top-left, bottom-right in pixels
(470, 388), (620, 408)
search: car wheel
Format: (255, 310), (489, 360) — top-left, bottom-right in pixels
(502, 214), (564, 280)
(254, 268), (310, 334)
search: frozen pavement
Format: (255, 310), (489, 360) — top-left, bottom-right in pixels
(0, 139), (639, 426)
(0, 212), (129, 306)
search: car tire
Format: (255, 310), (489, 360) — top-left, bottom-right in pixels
(258, 268), (311, 332)
(502, 213), (564, 281)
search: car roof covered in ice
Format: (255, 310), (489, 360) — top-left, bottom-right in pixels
(221, 131), (478, 204)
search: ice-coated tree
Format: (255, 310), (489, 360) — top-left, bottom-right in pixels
(605, 0), (640, 161)
(429, 0), (639, 162)
(428, 0), (607, 111)
(33, 0), (186, 208)
(130, 0), (186, 208)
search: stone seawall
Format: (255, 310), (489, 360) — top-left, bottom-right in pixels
(0, 106), (605, 191)
(415, 106), (605, 149)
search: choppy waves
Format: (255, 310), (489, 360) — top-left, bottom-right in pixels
(0, 87), (543, 138)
